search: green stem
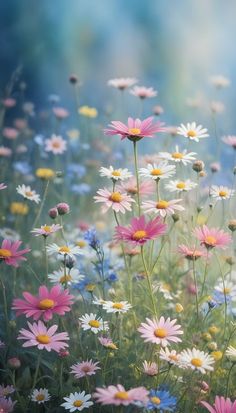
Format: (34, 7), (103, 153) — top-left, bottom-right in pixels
(133, 141), (141, 216)
(32, 180), (50, 229)
(226, 363), (235, 397)
(141, 246), (157, 316)
(192, 259), (199, 321)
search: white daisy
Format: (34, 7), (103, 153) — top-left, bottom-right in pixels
(0, 227), (20, 241)
(210, 185), (235, 200)
(99, 166), (132, 181)
(16, 184), (40, 204)
(209, 75), (230, 88)
(214, 280), (236, 301)
(177, 122), (209, 142)
(46, 243), (83, 258)
(79, 313), (109, 334)
(225, 345), (236, 361)
(142, 199), (185, 217)
(159, 348), (181, 366)
(139, 162), (176, 180)
(92, 297), (107, 306)
(61, 391), (93, 412)
(48, 267), (85, 285)
(165, 179), (197, 192)
(107, 77), (138, 90)
(179, 348), (215, 374)
(31, 388), (51, 404)
(102, 300), (132, 314)
(158, 146), (196, 165)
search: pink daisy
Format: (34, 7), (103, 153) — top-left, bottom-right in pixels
(201, 396), (236, 413)
(0, 239), (30, 267)
(104, 116), (165, 141)
(130, 86), (157, 99)
(178, 244), (208, 260)
(31, 224), (62, 237)
(2, 127), (19, 140)
(94, 188), (135, 214)
(12, 285), (74, 321)
(0, 183), (7, 190)
(138, 316), (183, 347)
(194, 225), (232, 249)
(222, 135), (236, 150)
(52, 107), (69, 119)
(114, 215), (166, 246)
(93, 384), (149, 406)
(17, 320), (69, 352)
(0, 146), (12, 157)
(2, 98), (16, 108)
(70, 360), (100, 379)
(142, 199), (184, 217)
(118, 177), (155, 196)
(0, 397), (16, 413)
(45, 134), (67, 155)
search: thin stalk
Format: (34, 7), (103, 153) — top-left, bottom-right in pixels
(133, 141), (141, 215)
(141, 246), (157, 316)
(32, 180), (50, 229)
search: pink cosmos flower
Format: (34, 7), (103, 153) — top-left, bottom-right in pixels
(2, 98), (16, 108)
(70, 360), (100, 378)
(142, 199), (184, 217)
(12, 285), (74, 321)
(0, 397), (16, 412)
(222, 135), (236, 150)
(31, 224), (62, 237)
(45, 134), (67, 155)
(0, 183), (7, 190)
(138, 316), (183, 347)
(17, 320), (69, 352)
(52, 107), (69, 119)
(194, 225), (232, 249)
(0, 146), (12, 157)
(2, 127), (19, 140)
(94, 188), (135, 213)
(178, 244), (208, 260)
(114, 215), (166, 246)
(104, 117), (165, 141)
(142, 360), (158, 376)
(130, 86), (157, 99)
(201, 396), (236, 413)
(0, 239), (30, 267)
(93, 384), (149, 406)
(118, 177), (155, 196)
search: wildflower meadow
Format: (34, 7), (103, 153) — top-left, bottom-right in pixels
(0, 2), (236, 412)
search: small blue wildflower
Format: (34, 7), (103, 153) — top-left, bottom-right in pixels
(147, 389), (177, 411)
(107, 271), (118, 283)
(84, 228), (101, 249)
(71, 183), (91, 194)
(13, 161), (31, 175)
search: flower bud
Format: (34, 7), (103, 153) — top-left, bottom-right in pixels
(48, 207), (58, 219)
(211, 351), (223, 361)
(207, 342), (218, 351)
(172, 213), (179, 223)
(8, 357), (21, 369)
(57, 202), (70, 215)
(175, 303), (184, 313)
(192, 160), (204, 172)
(228, 219), (236, 232)
(69, 74), (78, 84)
(58, 350), (69, 358)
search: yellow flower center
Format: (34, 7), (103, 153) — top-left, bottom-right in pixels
(169, 354), (178, 362)
(59, 274), (72, 284)
(176, 182), (186, 189)
(156, 200), (169, 209)
(25, 191), (33, 197)
(0, 249), (12, 258)
(128, 128), (141, 136)
(109, 192), (122, 202)
(204, 235), (217, 246)
(43, 225), (52, 232)
(154, 328), (167, 338)
(187, 130), (197, 138)
(85, 283), (96, 292)
(36, 394), (45, 401)
(36, 334), (51, 344)
(52, 141), (60, 148)
(114, 391), (129, 400)
(112, 303), (124, 309)
(191, 358), (203, 367)
(73, 400), (83, 407)
(88, 320), (100, 328)
(76, 240), (87, 248)
(223, 287), (231, 294)
(132, 230), (147, 240)
(151, 168), (163, 176)
(151, 397), (161, 405)
(38, 299), (55, 310)
(172, 152), (183, 159)
(59, 246), (70, 253)
(112, 170), (121, 177)
(219, 190), (228, 197)
(107, 342), (118, 350)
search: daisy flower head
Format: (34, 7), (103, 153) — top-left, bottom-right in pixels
(210, 75), (230, 88)
(214, 280), (236, 301)
(46, 243), (83, 258)
(61, 391), (93, 411)
(139, 162), (176, 181)
(0, 183), (7, 190)
(104, 116), (165, 142)
(94, 188), (135, 214)
(114, 215), (166, 246)
(201, 396), (236, 413)
(179, 348), (215, 374)
(102, 300), (132, 313)
(225, 345), (236, 361)
(70, 360), (100, 379)
(210, 185), (235, 200)
(0, 397), (16, 413)
(165, 179), (197, 192)
(98, 336), (118, 350)
(159, 348), (180, 366)
(52, 107), (69, 120)
(194, 225), (232, 249)
(130, 85), (157, 99)
(99, 166), (132, 181)
(118, 177), (155, 197)
(17, 320), (69, 352)
(31, 224), (62, 237)
(45, 134), (67, 155)
(178, 244), (207, 261)
(177, 122), (209, 142)
(12, 285), (74, 321)
(142, 199), (184, 218)
(48, 267), (84, 285)
(16, 184), (40, 204)
(222, 135), (236, 149)
(107, 77), (138, 90)
(93, 384), (149, 406)
(0, 239), (30, 267)
(158, 146), (197, 165)
(31, 388), (51, 404)
(0, 385), (15, 398)
(138, 316), (183, 347)
(147, 388), (177, 411)
(79, 313), (109, 334)
(142, 360), (158, 376)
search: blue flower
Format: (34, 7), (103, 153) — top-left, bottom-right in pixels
(107, 271), (118, 282)
(84, 228), (101, 249)
(147, 389), (177, 411)
(71, 183), (91, 194)
(13, 161), (31, 175)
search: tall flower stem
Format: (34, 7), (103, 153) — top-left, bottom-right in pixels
(226, 363), (235, 397)
(141, 245), (157, 316)
(200, 250), (209, 296)
(32, 180), (50, 229)
(43, 237), (48, 284)
(192, 258), (199, 321)
(133, 141), (141, 216)
(32, 353), (42, 389)
(0, 278), (10, 340)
